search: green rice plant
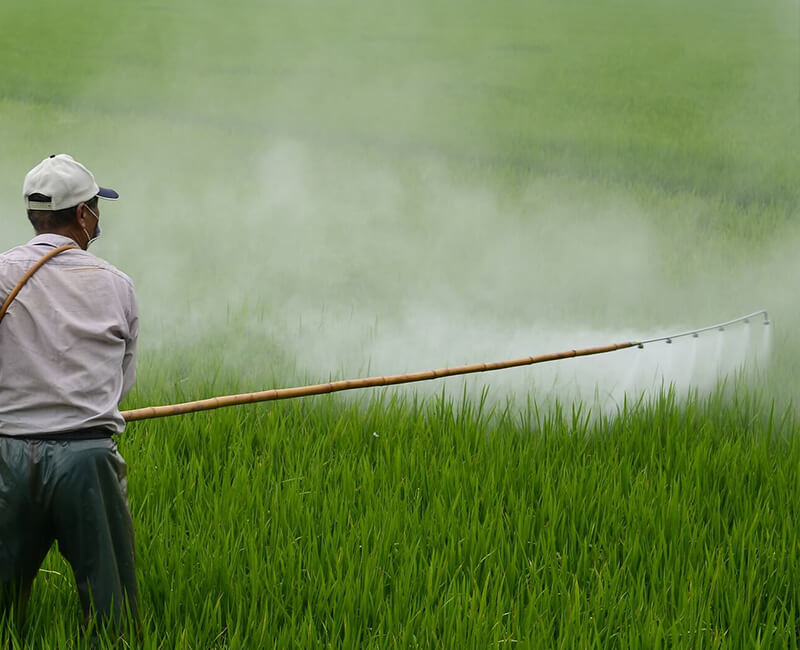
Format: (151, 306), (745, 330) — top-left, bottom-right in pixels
(0, 0), (797, 647)
(13, 380), (799, 648)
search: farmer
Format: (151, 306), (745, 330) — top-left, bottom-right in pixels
(0, 154), (139, 636)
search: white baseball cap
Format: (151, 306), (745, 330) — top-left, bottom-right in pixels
(23, 154), (119, 210)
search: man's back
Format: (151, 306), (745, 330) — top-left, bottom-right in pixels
(1, 154), (139, 638)
(0, 233), (138, 436)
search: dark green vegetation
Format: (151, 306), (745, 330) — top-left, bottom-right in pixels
(1, 0), (799, 647)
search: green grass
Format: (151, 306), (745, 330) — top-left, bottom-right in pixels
(1, 0), (799, 647)
(12, 383), (800, 649)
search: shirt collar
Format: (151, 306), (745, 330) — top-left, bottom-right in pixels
(28, 233), (81, 248)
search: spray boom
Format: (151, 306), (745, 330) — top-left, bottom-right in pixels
(635, 310), (769, 347)
(121, 310), (769, 422)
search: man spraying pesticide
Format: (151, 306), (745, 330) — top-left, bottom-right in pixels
(0, 154), (138, 639)
(0, 155), (769, 643)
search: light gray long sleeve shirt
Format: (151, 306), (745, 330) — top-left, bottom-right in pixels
(0, 234), (138, 436)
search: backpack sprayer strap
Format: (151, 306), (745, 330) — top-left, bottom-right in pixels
(0, 244), (78, 326)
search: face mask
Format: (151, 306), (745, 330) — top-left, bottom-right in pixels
(83, 205), (101, 247)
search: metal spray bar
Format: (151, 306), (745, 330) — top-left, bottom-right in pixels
(121, 310), (770, 422)
(636, 310), (769, 347)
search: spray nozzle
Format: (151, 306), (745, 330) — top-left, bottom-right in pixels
(635, 310), (768, 347)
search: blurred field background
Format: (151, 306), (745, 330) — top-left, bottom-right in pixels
(1, 0), (799, 647)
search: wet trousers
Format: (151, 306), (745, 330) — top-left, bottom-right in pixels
(0, 436), (138, 632)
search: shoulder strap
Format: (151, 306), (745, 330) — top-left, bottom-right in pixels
(0, 244), (78, 326)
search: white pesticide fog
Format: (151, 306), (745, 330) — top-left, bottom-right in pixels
(0, 133), (789, 411)
(268, 304), (773, 410)
(1, 0), (795, 412)
(89, 137), (782, 410)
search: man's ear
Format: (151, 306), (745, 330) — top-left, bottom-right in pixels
(76, 203), (88, 229)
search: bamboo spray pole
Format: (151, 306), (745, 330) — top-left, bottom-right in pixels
(122, 342), (638, 422)
(121, 310), (768, 423)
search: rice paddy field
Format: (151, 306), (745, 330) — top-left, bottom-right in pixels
(1, 0), (800, 647)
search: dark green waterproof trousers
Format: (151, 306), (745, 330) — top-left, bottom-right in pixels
(0, 436), (138, 631)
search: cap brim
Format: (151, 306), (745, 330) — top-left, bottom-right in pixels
(97, 186), (119, 200)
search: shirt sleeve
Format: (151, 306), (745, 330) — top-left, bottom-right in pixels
(121, 283), (139, 401)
